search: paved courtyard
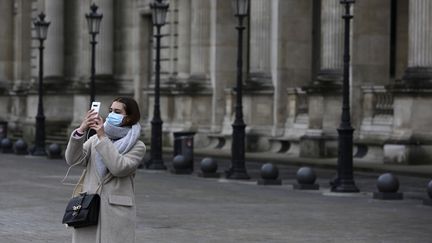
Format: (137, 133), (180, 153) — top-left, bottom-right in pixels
(0, 153), (431, 243)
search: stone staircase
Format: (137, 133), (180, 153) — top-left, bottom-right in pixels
(8, 124), (69, 149)
(46, 126), (69, 147)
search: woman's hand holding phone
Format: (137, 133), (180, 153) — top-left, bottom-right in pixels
(77, 102), (106, 139)
(78, 109), (99, 133)
(89, 114), (106, 139)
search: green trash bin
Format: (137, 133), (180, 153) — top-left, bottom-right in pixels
(173, 132), (195, 173)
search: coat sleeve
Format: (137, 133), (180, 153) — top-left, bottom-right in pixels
(64, 131), (93, 166)
(94, 136), (146, 177)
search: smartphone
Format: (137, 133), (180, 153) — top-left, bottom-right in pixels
(91, 101), (101, 113)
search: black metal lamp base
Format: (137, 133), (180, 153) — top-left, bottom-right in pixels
(331, 182), (359, 193)
(147, 161), (167, 170)
(31, 146), (47, 156)
(226, 173), (250, 180)
(15, 150), (29, 155)
(293, 183), (320, 190)
(1, 147), (13, 154)
(257, 178), (282, 186)
(373, 192), (403, 200)
(225, 168), (250, 180)
(47, 153), (62, 159)
(197, 172), (221, 178)
(170, 168), (192, 175)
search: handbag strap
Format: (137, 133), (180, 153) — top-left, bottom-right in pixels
(61, 150), (89, 186)
(72, 170), (111, 198)
(72, 169), (87, 197)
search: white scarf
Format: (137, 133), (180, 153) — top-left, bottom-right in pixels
(95, 122), (141, 177)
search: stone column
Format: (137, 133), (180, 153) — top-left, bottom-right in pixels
(114, 0), (138, 94)
(353, 0), (392, 162)
(353, 0), (391, 86)
(177, 0), (191, 81)
(94, 0), (114, 77)
(384, 0), (432, 164)
(0, 0), (14, 93)
(65, 1), (89, 87)
(401, 0), (432, 83)
(65, 1), (91, 131)
(158, 2), (177, 86)
(8, 1), (32, 136)
(210, 0), (237, 133)
(249, 0), (272, 86)
(189, 0), (211, 84)
(138, 13), (152, 121)
(0, 0), (13, 128)
(13, 0), (32, 92)
(44, 0), (64, 87)
(44, 0), (64, 77)
(248, 0), (272, 86)
(317, 0), (344, 83)
(273, 0), (313, 140)
(300, 0), (345, 158)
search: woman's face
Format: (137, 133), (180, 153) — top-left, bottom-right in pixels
(109, 101), (127, 116)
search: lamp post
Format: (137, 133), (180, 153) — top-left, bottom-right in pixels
(85, 3), (103, 104)
(331, 0), (359, 192)
(147, 0), (169, 170)
(31, 12), (50, 156)
(226, 0), (250, 179)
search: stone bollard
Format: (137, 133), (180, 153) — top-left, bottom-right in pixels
(1, 138), (13, 153)
(293, 167), (319, 190)
(171, 155), (192, 174)
(257, 163), (282, 185)
(198, 157), (220, 178)
(13, 139), (28, 155)
(373, 173), (403, 200)
(423, 180), (432, 206)
(47, 143), (62, 159)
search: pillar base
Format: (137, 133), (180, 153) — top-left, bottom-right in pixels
(299, 134), (325, 158)
(245, 72), (273, 90)
(390, 67), (432, 93)
(316, 69), (343, 85)
(384, 143), (432, 165)
(402, 67), (432, 83)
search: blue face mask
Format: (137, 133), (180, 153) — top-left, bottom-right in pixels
(106, 112), (124, 126)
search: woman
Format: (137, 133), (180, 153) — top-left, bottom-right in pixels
(65, 97), (146, 243)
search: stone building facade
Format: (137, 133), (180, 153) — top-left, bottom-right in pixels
(0, 0), (431, 165)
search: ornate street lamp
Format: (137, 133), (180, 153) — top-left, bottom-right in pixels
(85, 3), (103, 104)
(147, 0), (169, 170)
(31, 12), (50, 156)
(331, 0), (359, 192)
(226, 0), (250, 179)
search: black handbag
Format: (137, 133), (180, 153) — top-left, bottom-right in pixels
(62, 192), (100, 228)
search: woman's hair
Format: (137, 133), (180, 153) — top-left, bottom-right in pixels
(113, 97), (141, 126)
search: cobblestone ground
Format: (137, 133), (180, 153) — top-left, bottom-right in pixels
(0, 153), (431, 243)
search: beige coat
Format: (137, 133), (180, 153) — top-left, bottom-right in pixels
(65, 132), (146, 243)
